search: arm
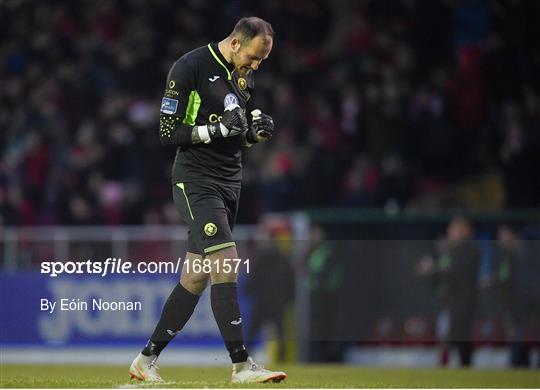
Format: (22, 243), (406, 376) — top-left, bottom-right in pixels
(160, 113), (240, 147)
(242, 109), (275, 148)
(158, 60), (200, 147)
(158, 60), (247, 147)
(159, 113), (204, 147)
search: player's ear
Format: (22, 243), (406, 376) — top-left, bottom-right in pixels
(231, 37), (241, 53)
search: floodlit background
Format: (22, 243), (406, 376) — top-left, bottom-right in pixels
(1, 0), (539, 376)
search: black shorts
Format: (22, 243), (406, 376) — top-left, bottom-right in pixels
(172, 181), (240, 255)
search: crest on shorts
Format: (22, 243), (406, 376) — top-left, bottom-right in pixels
(204, 223), (218, 236)
(237, 77), (247, 90)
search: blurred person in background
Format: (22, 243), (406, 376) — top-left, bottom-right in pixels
(419, 216), (480, 366)
(244, 224), (295, 362)
(496, 224), (540, 368)
(129, 17), (286, 384)
(305, 224), (346, 362)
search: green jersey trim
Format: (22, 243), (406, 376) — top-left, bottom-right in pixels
(207, 44), (232, 81)
(204, 241), (236, 254)
(183, 90), (201, 126)
(176, 182), (194, 220)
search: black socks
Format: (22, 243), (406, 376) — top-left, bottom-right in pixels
(142, 283), (200, 356)
(211, 282), (248, 363)
(142, 281), (248, 364)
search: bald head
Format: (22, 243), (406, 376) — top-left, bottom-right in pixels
(229, 17), (274, 45)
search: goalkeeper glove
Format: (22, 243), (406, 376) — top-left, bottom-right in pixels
(197, 104), (248, 144)
(246, 109), (274, 143)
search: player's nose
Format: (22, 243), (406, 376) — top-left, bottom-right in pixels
(251, 60), (261, 70)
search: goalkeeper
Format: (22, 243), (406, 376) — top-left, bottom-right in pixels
(129, 17), (286, 384)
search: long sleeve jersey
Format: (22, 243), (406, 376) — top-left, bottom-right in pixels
(159, 42), (254, 184)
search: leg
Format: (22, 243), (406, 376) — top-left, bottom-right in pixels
(130, 183), (209, 381)
(181, 251), (209, 295)
(129, 253), (207, 382)
(142, 251), (208, 356)
(207, 245), (286, 383)
(182, 182), (286, 382)
(207, 245), (248, 363)
(187, 183), (248, 362)
(456, 341), (473, 367)
(141, 183), (210, 354)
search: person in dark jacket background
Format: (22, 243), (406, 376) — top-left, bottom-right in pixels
(245, 226), (295, 362)
(419, 216), (480, 366)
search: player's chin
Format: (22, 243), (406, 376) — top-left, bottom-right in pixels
(239, 67), (252, 76)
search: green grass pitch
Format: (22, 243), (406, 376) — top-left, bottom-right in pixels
(1, 364), (538, 388)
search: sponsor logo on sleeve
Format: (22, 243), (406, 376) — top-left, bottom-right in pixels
(165, 89), (179, 97)
(161, 97), (179, 115)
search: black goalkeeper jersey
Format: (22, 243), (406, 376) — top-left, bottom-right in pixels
(159, 42), (254, 185)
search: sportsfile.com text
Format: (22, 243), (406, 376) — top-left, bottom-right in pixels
(40, 258), (250, 277)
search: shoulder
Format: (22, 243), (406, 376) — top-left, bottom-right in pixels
(178, 44), (210, 65)
(169, 45), (211, 79)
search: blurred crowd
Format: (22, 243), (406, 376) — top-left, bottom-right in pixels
(2, 0), (540, 226)
(246, 217), (539, 367)
(417, 217), (539, 367)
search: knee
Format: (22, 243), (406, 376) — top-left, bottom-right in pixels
(206, 246), (239, 284)
(181, 275), (208, 295)
(210, 270), (237, 285)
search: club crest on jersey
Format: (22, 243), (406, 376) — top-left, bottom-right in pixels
(237, 77), (247, 90)
(161, 97), (178, 114)
(224, 93), (239, 109)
